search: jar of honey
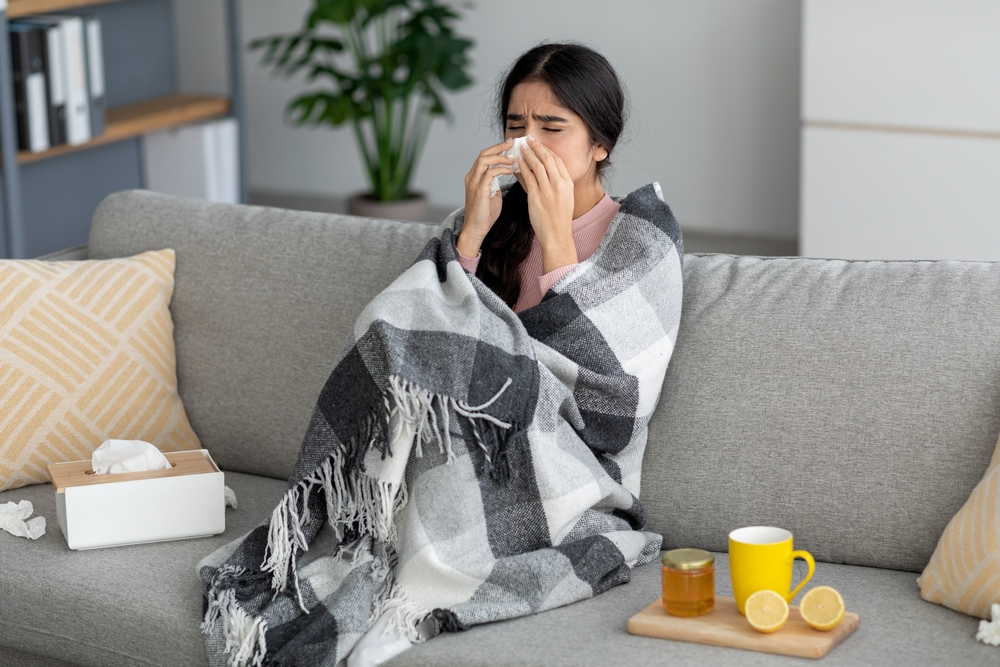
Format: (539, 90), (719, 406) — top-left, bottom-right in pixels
(661, 548), (714, 617)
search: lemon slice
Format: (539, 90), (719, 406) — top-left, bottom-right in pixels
(744, 589), (789, 633)
(799, 586), (845, 631)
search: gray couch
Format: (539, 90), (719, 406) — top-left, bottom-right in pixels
(1, 190), (998, 666)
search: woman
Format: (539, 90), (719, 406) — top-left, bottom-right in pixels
(457, 43), (626, 312)
(200, 43), (683, 667)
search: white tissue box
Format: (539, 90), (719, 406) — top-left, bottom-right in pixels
(47, 449), (225, 550)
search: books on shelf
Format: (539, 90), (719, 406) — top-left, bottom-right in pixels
(8, 14), (106, 152)
(142, 118), (240, 205)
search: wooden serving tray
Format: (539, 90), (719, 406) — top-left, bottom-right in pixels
(47, 450), (218, 492)
(627, 596), (860, 659)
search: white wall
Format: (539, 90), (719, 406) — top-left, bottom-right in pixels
(175, 0), (801, 239)
(801, 0), (1000, 261)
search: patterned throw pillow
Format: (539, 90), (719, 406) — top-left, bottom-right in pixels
(918, 432), (1000, 619)
(0, 249), (200, 491)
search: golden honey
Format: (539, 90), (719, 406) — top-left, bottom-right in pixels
(661, 548), (715, 617)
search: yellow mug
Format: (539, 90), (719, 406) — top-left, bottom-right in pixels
(729, 526), (815, 615)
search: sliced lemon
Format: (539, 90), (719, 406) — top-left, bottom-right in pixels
(744, 589), (789, 633)
(799, 585), (845, 631)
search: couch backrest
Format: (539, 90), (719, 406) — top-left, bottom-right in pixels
(90, 191), (1000, 573)
(644, 254), (1000, 572)
(89, 190), (439, 481)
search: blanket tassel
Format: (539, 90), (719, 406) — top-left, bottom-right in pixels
(255, 374), (517, 628)
(202, 569), (268, 667)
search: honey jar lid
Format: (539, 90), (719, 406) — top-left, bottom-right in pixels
(661, 548), (714, 570)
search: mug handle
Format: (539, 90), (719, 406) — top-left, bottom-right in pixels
(785, 550), (815, 602)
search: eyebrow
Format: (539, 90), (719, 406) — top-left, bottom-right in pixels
(506, 113), (569, 123)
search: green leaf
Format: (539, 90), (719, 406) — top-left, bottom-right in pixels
(287, 92), (353, 126)
(259, 0), (476, 197)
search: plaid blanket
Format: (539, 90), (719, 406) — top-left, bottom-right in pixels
(199, 183), (683, 667)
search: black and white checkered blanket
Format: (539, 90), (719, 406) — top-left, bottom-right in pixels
(199, 183), (683, 667)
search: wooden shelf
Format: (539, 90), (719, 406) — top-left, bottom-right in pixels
(16, 93), (231, 165)
(8, 0), (124, 18)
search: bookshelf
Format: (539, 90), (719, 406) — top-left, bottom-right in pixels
(0, 0), (247, 258)
(16, 93), (230, 164)
(9, 0), (123, 18)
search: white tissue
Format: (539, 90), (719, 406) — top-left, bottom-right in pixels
(0, 500), (46, 540)
(92, 439), (172, 475)
(224, 486), (238, 509)
(490, 136), (530, 198)
(977, 603), (1000, 646)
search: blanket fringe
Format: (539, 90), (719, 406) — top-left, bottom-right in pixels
(390, 374), (515, 474)
(202, 568), (268, 667)
(378, 581), (434, 644)
(258, 374), (516, 604)
(260, 482), (315, 601)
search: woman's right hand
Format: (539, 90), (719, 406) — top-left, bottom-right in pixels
(457, 140), (515, 258)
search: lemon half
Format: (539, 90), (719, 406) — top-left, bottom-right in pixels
(799, 585), (845, 631)
(744, 589), (789, 633)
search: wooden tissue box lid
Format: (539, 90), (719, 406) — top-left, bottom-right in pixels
(47, 450), (218, 492)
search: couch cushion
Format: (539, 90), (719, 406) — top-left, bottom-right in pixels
(390, 553), (992, 667)
(0, 472), (287, 667)
(2, 498), (990, 667)
(0, 249), (200, 492)
(1, 645), (79, 667)
(643, 254), (1000, 573)
(87, 191), (439, 480)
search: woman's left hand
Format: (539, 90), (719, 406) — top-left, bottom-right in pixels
(517, 137), (578, 273)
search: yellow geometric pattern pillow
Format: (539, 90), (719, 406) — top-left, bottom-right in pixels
(0, 249), (200, 491)
(918, 432), (1000, 619)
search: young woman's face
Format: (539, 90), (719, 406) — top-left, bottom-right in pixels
(504, 81), (608, 188)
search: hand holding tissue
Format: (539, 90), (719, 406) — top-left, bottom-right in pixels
(92, 439), (172, 475)
(490, 136), (529, 198)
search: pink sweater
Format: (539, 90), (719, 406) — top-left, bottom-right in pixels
(458, 194), (620, 313)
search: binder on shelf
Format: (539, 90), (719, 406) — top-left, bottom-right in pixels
(19, 17), (68, 147)
(143, 118), (240, 205)
(9, 23), (50, 153)
(38, 15), (91, 146)
(84, 18), (105, 138)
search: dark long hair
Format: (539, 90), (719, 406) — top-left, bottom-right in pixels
(476, 43), (627, 308)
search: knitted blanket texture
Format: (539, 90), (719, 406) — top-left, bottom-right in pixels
(199, 183), (684, 667)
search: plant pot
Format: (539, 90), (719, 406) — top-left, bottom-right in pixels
(347, 192), (428, 222)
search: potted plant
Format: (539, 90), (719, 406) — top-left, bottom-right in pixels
(252, 0), (475, 220)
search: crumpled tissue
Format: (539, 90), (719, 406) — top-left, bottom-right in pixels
(490, 136), (530, 198)
(0, 500), (46, 539)
(977, 603), (1000, 646)
(224, 486), (238, 510)
(92, 439), (172, 475)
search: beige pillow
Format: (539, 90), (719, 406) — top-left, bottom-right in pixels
(918, 432), (1000, 619)
(0, 249), (200, 491)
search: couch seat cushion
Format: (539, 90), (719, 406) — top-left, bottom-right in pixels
(0, 471), (288, 667)
(1, 478), (993, 667)
(391, 554), (993, 667)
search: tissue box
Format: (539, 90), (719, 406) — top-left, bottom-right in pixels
(47, 449), (225, 550)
